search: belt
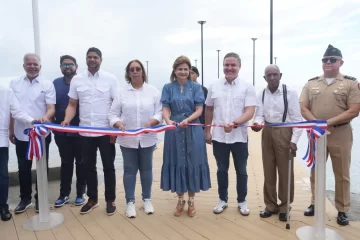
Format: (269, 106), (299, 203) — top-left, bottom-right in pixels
(333, 122), (349, 128)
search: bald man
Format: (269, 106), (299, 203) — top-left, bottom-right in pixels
(251, 65), (303, 221)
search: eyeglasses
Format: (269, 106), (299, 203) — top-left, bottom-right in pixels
(129, 67), (142, 72)
(322, 57), (338, 64)
(61, 63), (75, 68)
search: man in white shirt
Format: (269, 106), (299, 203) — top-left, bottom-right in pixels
(0, 87), (34, 221)
(9, 53), (56, 214)
(205, 52), (256, 216)
(251, 65), (303, 222)
(63, 47), (118, 216)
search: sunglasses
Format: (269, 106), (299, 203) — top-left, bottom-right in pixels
(321, 57), (338, 64)
(129, 67), (142, 72)
(61, 63), (75, 68)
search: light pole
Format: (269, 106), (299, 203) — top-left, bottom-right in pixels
(198, 21), (206, 86)
(146, 61), (148, 81)
(216, 50), (221, 79)
(270, 0), (273, 64)
(195, 59), (197, 67)
(251, 38), (257, 86)
(274, 57), (277, 65)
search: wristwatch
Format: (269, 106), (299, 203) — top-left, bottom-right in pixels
(233, 121), (238, 129)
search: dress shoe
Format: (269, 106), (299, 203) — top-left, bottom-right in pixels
(260, 209), (278, 218)
(0, 208), (12, 221)
(14, 199), (32, 214)
(304, 204), (314, 216)
(279, 213), (289, 222)
(337, 212), (349, 226)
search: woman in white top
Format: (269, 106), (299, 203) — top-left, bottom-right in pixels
(108, 60), (162, 218)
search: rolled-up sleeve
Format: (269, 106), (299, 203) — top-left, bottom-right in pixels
(254, 91), (265, 124)
(289, 90), (303, 144)
(108, 92), (123, 128)
(152, 89), (163, 122)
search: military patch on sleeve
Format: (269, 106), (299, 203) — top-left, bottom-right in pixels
(344, 75), (357, 80)
(308, 76), (319, 81)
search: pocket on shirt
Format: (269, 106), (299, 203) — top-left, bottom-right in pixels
(211, 93), (223, 107)
(232, 95), (245, 108)
(30, 90), (46, 102)
(77, 86), (91, 100)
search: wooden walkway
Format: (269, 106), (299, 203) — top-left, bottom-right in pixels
(1, 131), (360, 239)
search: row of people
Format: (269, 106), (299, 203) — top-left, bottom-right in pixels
(0, 45), (357, 227)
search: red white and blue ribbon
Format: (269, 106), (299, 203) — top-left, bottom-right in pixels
(24, 126), (49, 161)
(25, 120), (327, 166)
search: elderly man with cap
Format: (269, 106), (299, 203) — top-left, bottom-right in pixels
(299, 44), (360, 225)
(190, 66), (208, 126)
(251, 64), (303, 222)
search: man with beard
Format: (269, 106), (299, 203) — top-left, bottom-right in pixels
(53, 55), (86, 208)
(9, 53), (56, 214)
(251, 65), (303, 221)
(63, 47), (118, 216)
(300, 44), (360, 225)
(205, 52), (256, 216)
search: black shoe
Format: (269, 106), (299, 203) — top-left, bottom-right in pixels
(14, 199), (32, 214)
(304, 204), (314, 216)
(0, 208), (12, 221)
(80, 200), (99, 214)
(106, 202), (116, 216)
(260, 209), (278, 218)
(35, 200), (39, 213)
(337, 212), (349, 226)
(279, 213), (289, 222)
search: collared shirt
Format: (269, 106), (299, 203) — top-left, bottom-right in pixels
(205, 77), (257, 144)
(300, 73), (360, 120)
(108, 82), (162, 148)
(0, 87), (34, 147)
(10, 76), (56, 141)
(53, 77), (80, 137)
(254, 85), (303, 144)
(68, 70), (118, 137)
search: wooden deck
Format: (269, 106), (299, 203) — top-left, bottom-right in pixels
(2, 131), (360, 240)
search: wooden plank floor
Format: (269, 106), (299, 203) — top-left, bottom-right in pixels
(2, 131), (360, 239)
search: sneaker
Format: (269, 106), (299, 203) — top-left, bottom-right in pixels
(106, 202), (116, 216)
(54, 196), (70, 208)
(238, 201), (250, 216)
(80, 200), (99, 214)
(143, 199), (154, 214)
(75, 194), (86, 206)
(126, 201), (137, 218)
(14, 199), (32, 214)
(213, 199), (228, 214)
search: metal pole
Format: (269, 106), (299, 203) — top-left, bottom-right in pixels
(195, 59), (197, 67)
(32, 0), (41, 56)
(146, 61), (148, 82)
(251, 38), (257, 86)
(274, 57), (277, 65)
(198, 21), (206, 86)
(270, 0), (273, 64)
(216, 50), (221, 79)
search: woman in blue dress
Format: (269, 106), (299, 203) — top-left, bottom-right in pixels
(160, 55), (211, 217)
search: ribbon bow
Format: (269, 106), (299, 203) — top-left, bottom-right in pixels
(302, 125), (326, 169)
(24, 126), (49, 161)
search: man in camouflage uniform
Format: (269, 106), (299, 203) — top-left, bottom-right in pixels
(299, 44), (360, 225)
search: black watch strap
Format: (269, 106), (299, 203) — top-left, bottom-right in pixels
(233, 122), (238, 129)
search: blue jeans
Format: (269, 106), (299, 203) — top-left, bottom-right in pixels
(120, 144), (155, 203)
(0, 147), (9, 210)
(212, 141), (248, 203)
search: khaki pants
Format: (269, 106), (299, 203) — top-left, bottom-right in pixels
(262, 126), (294, 213)
(310, 124), (352, 212)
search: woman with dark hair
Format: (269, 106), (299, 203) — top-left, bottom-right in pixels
(108, 59), (162, 218)
(160, 55), (211, 217)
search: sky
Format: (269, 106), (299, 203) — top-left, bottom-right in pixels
(1, 0), (360, 95)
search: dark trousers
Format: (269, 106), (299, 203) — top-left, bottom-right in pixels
(212, 140), (248, 203)
(82, 136), (116, 202)
(15, 134), (51, 201)
(54, 135), (86, 198)
(0, 147), (9, 210)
